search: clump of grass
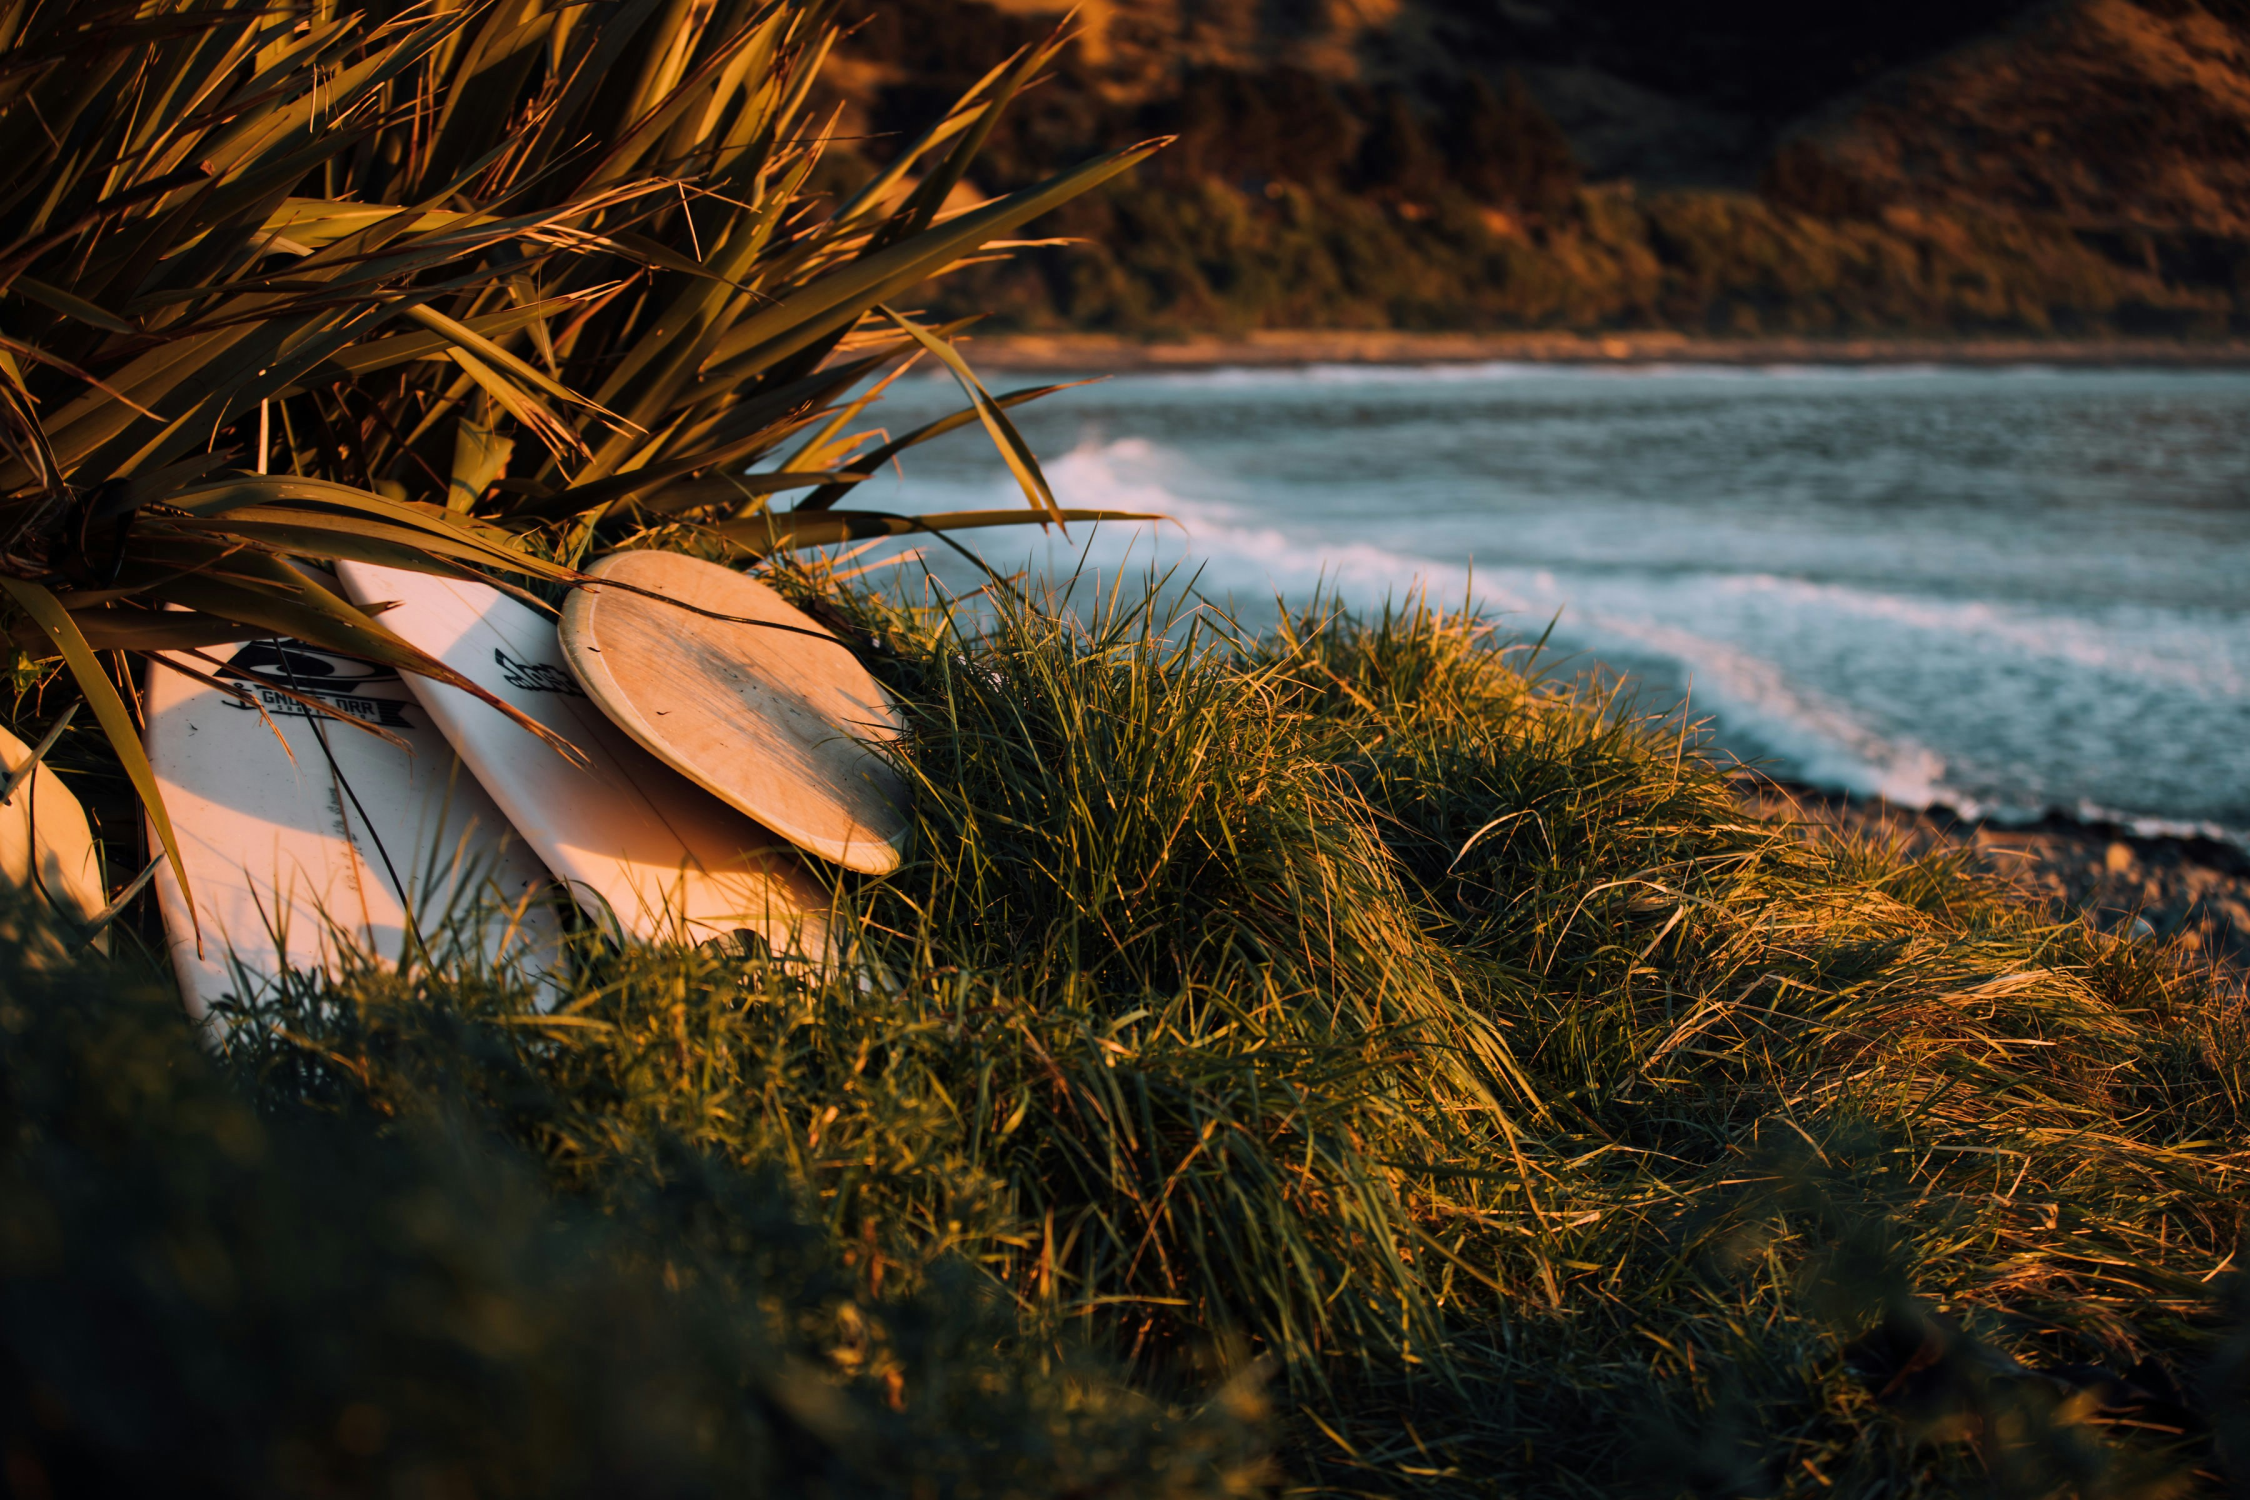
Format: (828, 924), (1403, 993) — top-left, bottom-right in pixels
(0, 913), (1270, 1498)
(102, 576), (2250, 1494)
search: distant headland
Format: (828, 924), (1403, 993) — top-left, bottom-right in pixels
(829, 0), (2250, 343)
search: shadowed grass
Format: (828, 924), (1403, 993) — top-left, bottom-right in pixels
(144, 576), (2250, 1494)
(0, 917), (1270, 1498)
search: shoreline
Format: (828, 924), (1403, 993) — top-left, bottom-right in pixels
(965, 329), (2250, 372)
(945, 327), (2250, 974)
(1736, 773), (2250, 976)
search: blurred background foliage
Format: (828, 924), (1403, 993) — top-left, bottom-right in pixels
(814, 0), (2250, 338)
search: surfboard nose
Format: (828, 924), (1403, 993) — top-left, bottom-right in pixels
(557, 550), (913, 876)
(333, 559), (839, 963)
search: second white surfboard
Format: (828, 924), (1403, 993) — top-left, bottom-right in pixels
(144, 632), (563, 1019)
(332, 561), (832, 959)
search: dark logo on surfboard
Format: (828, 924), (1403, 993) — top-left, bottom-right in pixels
(222, 640), (415, 729)
(494, 647), (583, 697)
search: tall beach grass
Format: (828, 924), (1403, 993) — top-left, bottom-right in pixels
(98, 569), (2243, 1496)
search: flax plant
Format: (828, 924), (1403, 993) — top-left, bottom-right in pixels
(0, 0), (1158, 902)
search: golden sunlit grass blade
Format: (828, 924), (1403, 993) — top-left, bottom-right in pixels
(8, 274), (137, 333)
(630, 470), (870, 517)
(0, 574), (194, 934)
(166, 477), (576, 581)
(875, 306), (1062, 524)
(794, 382), (1092, 513)
(720, 507), (1163, 556)
(400, 302), (630, 431)
(51, 605), (274, 652)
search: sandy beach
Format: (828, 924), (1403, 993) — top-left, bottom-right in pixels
(965, 329), (2250, 372)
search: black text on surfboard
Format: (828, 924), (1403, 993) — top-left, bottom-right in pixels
(225, 684), (416, 729)
(494, 647), (585, 697)
(222, 641), (416, 729)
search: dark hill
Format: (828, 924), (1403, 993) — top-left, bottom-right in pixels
(823, 0), (2250, 339)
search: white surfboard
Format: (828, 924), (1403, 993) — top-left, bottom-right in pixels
(331, 560), (832, 958)
(0, 720), (108, 955)
(559, 550), (912, 875)
(144, 631), (564, 1020)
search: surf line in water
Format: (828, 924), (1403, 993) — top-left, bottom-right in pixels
(886, 434), (2250, 851)
(946, 438), (1946, 799)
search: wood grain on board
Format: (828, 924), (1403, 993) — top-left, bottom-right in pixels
(559, 551), (911, 875)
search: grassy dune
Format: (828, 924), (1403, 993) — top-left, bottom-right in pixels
(16, 573), (2240, 1494)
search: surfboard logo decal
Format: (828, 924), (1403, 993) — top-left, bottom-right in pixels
(222, 641), (416, 728)
(223, 684), (416, 729)
(231, 641), (402, 686)
(494, 647), (585, 697)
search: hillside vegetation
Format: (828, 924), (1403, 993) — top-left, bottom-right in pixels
(826, 0), (2250, 337)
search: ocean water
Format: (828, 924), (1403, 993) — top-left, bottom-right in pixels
(831, 363), (2250, 842)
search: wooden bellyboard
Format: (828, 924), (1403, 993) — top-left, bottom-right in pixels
(332, 560), (832, 955)
(144, 632), (563, 1020)
(559, 551), (911, 875)
(0, 721), (108, 953)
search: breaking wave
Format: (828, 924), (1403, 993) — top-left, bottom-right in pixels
(861, 364), (2250, 845)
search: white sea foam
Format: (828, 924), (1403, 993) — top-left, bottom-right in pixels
(868, 366), (2250, 844)
(905, 437), (1960, 811)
